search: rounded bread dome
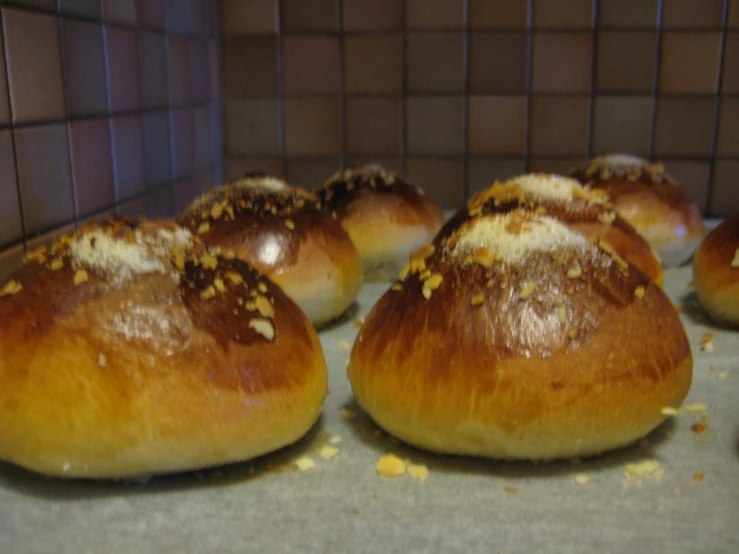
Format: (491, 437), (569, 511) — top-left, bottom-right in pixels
(693, 213), (739, 327)
(438, 174), (663, 287)
(177, 173), (364, 327)
(570, 154), (703, 267)
(0, 219), (328, 478)
(316, 164), (446, 281)
(348, 210), (692, 460)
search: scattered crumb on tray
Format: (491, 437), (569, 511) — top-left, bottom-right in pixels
(353, 318), (364, 328)
(574, 474), (590, 485)
(661, 406), (682, 416)
(684, 402), (707, 413)
(690, 423), (708, 434)
(318, 446), (339, 459)
(699, 333), (714, 352)
(504, 486), (518, 494)
(693, 472), (705, 482)
(377, 454), (406, 477)
(624, 460), (664, 483)
(328, 434), (342, 445)
(294, 457), (316, 471)
(341, 408), (358, 420)
(406, 462), (429, 483)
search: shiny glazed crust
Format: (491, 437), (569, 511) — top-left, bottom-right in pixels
(177, 174), (364, 327)
(316, 165), (446, 281)
(693, 214), (739, 326)
(570, 156), (703, 267)
(437, 178), (664, 287)
(0, 220), (328, 478)
(348, 213), (692, 460)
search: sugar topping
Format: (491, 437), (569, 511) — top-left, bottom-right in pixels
(451, 213), (591, 265)
(592, 153), (647, 169)
(506, 173), (583, 203)
(230, 175), (289, 193)
(68, 227), (193, 284)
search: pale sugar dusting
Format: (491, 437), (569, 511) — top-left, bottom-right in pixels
(452, 214), (592, 265)
(591, 154), (647, 170)
(506, 173), (583, 202)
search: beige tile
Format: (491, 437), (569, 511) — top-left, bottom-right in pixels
(469, 0), (528, 29)
(172, 108), (195, 179)
(69, 119), (115, 217)
(284, 97), (341, 156)
(143, 110), (173, 186)
(663, 0), (723, 28)
(406, 33), (465, 93)
(532, 32), (593, 93)
(597, 0), (658, 28)
(659, 32), (721, 94)
(283, 36), (340, 94)
(2, 0), (56, 11)
(0, 130), (23, 246)
(595, 31), (656, 93)
(530, 96), (589, 156)
(220, 0), (276, 35)
(148, 183), (175, 219)
(345, 96), (401, 156)
(2, 8), (66, 123)
(164, 0), (205, 35)
(708, 161), (739, 217)
(343, 0), (402, 31)
(344, 156), (403, 175)
(174, 174), (198, 213)
(104, 25), (141, 113)
(467, 157), (527, 195)
(730, 0), (739, 28)
(193, 105), (214, 169)
(111, 115), (146, 200)
(0, 244), (25, 284)
(469, 32), (528, 93)
(404, 157), (464, 210)
(344, 35), (403, 94)
(406, 96), (464, 156)
(189, 39), (210, 104)
(168, 36), (191, 106)
(138, 0), (165, 28)
(406, 0), (464, 30)
(468, 96), (527, 156)
(225, 158), (284, 181)
(222, 36), (278, 98)
(653, 97), (715, 157)
(61, 19), (107, 117)
(285, 157), (341, 189)
(117, 195), (149, 218)
(533, 0), (593, 29)
(723, 32), (739, 94)
(716, 97), (739, 157)
(224, 98), (281, 157)
(591, 95), (652, 156)
(59, 0), (101, 18)
(14, 124), (75, 235)
(281, 0), (338, 32)
(102, 0), (137, 24)
(662, 160), (710, 214)
(529, 157), (583, 175)
(140, 30), (169, 108)
(0, 29), (9, 125)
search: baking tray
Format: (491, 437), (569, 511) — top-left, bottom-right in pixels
(0, 265), (737, 553)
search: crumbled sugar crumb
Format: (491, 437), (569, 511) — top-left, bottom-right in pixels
(470, 293), (485, 306)
(200, 285), (216, 300)
(452, 213), (591, 265)
(197, 222), (210, 234)
(74, 269), (89, 285)
(68, 227), (193, 285)
(506, 173), (582, 202)
(684, 403), (707, 413)
(634, 286), (645, 299)
(318, 446), (339, 459)
(249, 318), (275, 341)
(567, 266), (582, 279)
(0, 279), (22, 297)
(661, 406), (682, 416)
(624, 460), (664, 481)
(294, 457), (315, 471)
(731, 248), (739, 268)
(406, 462), (429, 483)
(49, 258), (64, 271)
(518, 282), (537, 300)
(341, 408), (358, 420)
(377, 454), (406, 477)
(574, 474), (590, 485)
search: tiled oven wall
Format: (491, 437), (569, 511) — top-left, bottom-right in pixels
(0, 0), (222, 279)
(221, 0), (739, 217)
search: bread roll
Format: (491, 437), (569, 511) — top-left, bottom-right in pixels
(0, 219), (328, 478)
(177, 173), (364, 327)
(570, 154), (703, 266)
(349, 210), (692, 460)
(316, 164), (445, 281)
(693, 214), (739, 326)
(439, 173), (663, 286)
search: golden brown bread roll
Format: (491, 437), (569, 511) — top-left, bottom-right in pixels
(316, 164), (445, 281)
(693, 214), (739, 326)
(0, 219), (328, 478)
(177, 173), (363, 327)
(438, 173), (664, 287)
(570, 154), (703, 267)
(348, 209), (692, 460)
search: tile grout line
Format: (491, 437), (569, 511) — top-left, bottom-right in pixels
(647, 0), (665, 162)
(705, 0), (730, 216)
(276, 0), (286, 177)
(337, 0), (346, 170)
(523, 0), (535, 172)
(400, 0), (407, 174)
(585, 0), (599, 159)
(461, 0), (470, 203)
